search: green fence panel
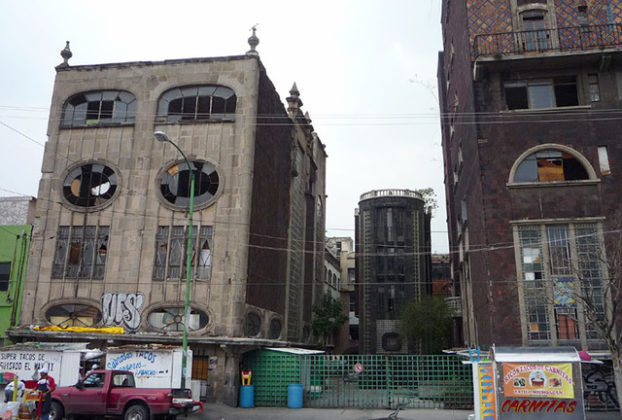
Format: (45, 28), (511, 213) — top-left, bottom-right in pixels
(242, 352), (474, 409)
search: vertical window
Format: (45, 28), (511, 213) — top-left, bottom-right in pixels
(598, 146), (611, 175)
(153, 225), (213, 281)
(519, 9), (551, 52)
(52, 226), (109, 279)
(0, 262), (11, 292)
(517, 223), (605, 343)
(588, 74), (601, 102)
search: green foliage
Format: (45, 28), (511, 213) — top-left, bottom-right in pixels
(415, 188), (438, 215)
(400, 295), (453, 354)
(312, 293), (348, 335)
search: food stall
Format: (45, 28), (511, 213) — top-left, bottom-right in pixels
(472, 346), (586, 420)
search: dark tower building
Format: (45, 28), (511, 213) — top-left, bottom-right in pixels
(438, 0), (622, 352)
(355, 189), (431, 354)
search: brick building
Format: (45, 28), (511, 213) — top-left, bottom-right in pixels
(438, 0), (622, 350)
(10, 35), (326, 404)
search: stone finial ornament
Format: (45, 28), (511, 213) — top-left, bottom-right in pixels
(59, 41), (72, 67)
(246, 25), (259, 57)
(286, 82), (304, 116)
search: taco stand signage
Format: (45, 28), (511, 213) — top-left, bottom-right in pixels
(472, 347), (586, 420)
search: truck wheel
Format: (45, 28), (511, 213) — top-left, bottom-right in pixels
(124, 404), (149, 420)
(50, 401), (64, 420)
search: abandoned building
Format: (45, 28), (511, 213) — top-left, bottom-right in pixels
(11, 34), (327, 404)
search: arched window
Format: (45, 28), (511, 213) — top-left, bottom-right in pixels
(157, 85), (236, 122)
(510, 146), (595, 184)
(147, 306), (209, 332)
(62, 90), (136, 127)
(46, 303), (102, 327)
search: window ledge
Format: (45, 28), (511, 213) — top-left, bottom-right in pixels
(60, 122), (135, 129)
(500, 105), (591, 113)
(507, 179), (600, 189)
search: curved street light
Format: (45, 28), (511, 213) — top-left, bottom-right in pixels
(154, 130), (194, 389)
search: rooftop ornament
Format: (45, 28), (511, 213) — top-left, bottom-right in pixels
(59, 41), (72, 67)
(246, 25), (259, 57)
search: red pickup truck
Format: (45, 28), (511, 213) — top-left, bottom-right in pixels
(49, 369), (201, 420)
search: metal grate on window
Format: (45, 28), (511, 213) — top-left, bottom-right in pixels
(52, 225), (109, 279)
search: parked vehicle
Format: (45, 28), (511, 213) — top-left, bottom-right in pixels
(49, 369), (201, 420)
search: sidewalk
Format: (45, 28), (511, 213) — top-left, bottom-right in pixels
(193, 404), (620, 420)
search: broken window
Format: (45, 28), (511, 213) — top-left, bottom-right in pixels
(160, 160), (220, 208)
(147, 306), (209, 332)
(62, 90), (136, 127)
(505, 78), (578, 110)
(514, 149), (589, 183)
(157, 85), (237, 122)
(46, 304), (102, 327)
(52, 225), (109, 279)
(152, 224), (213, 281)
(63, 163), (118, 208)
(0, 262), (10, 292)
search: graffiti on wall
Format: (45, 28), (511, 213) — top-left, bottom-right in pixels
(101, 292), (144, 332)
(582, 361), (619, 410)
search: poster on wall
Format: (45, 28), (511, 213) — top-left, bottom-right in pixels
(503, 363), (574, 399)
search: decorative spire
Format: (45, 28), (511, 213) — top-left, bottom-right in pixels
(246, 25), (259, 57)
(286, 82), (303, 117)
(59, 41), (72, 67)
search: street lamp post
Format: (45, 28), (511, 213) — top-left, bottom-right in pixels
(154, 130), (194, 389)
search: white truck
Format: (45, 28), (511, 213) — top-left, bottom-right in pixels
(105, 346), (193, 391)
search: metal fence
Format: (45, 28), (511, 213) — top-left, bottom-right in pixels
(244, 352), (473, 409)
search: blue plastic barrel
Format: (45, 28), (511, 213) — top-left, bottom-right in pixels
(287, 384), (303, 409)
(239, 385), (254, 408)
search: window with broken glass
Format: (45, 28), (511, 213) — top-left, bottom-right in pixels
(153, 225), (213, 281)
(157, 85), (236, 123)
(517, 223), (605, 343)
(505, 77), (578, 110)
(52, 226), (110, 279)
(62, 90), (136, 127)
(513, 149), (589, 183)
(160, 160), (219, 208)
(63, 163), (118, 208)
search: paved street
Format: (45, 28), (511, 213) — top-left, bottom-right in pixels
(189, 404), (621, 420)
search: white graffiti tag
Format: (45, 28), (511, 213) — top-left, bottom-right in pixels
(101, 292), (144, 332)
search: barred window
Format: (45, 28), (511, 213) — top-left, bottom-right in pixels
(153, 225), (213, 281)
(62, 90), (136, 127)
(157, 85), (236, 123)
(52, 226), (109, 279)
(517, 223), (605, 343)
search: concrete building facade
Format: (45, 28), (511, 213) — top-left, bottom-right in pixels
(438, 0), (622, 350)
(355, 189), (431, 354)
(12, 37), (326, 404)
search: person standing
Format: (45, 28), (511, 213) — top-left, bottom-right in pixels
(4, 377), (25, 402)
(37, 368), (56, 420)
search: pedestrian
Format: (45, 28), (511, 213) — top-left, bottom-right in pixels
(37, 368), (56, 420)
(4, 377), (25, 402)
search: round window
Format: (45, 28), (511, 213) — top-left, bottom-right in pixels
(160, 161), (219, 208)
(63, 164), (118, 208)
(147, 307), (209, 332)
(245, 312), (261, 337)
(46, 304), (102, 328)
(268, 318), (282, 339)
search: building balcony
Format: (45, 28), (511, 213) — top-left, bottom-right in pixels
(445, 296), (462, 318)
(474, 24), (622, 60)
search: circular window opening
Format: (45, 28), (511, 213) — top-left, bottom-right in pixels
(160, 161), (219, 208)
(268, 318), (282, 339)
(147, 307), (209, 332)
(46, 304), (102, 328)
(245, 312), (261, 337)
(63, 164), (118, 208)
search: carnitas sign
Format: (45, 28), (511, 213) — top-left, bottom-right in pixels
(497, 362), (585, 419)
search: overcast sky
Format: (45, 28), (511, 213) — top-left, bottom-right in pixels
(0, 0), (447, 252)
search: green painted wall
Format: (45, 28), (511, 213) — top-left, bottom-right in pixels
(0, 225), (31, 345)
